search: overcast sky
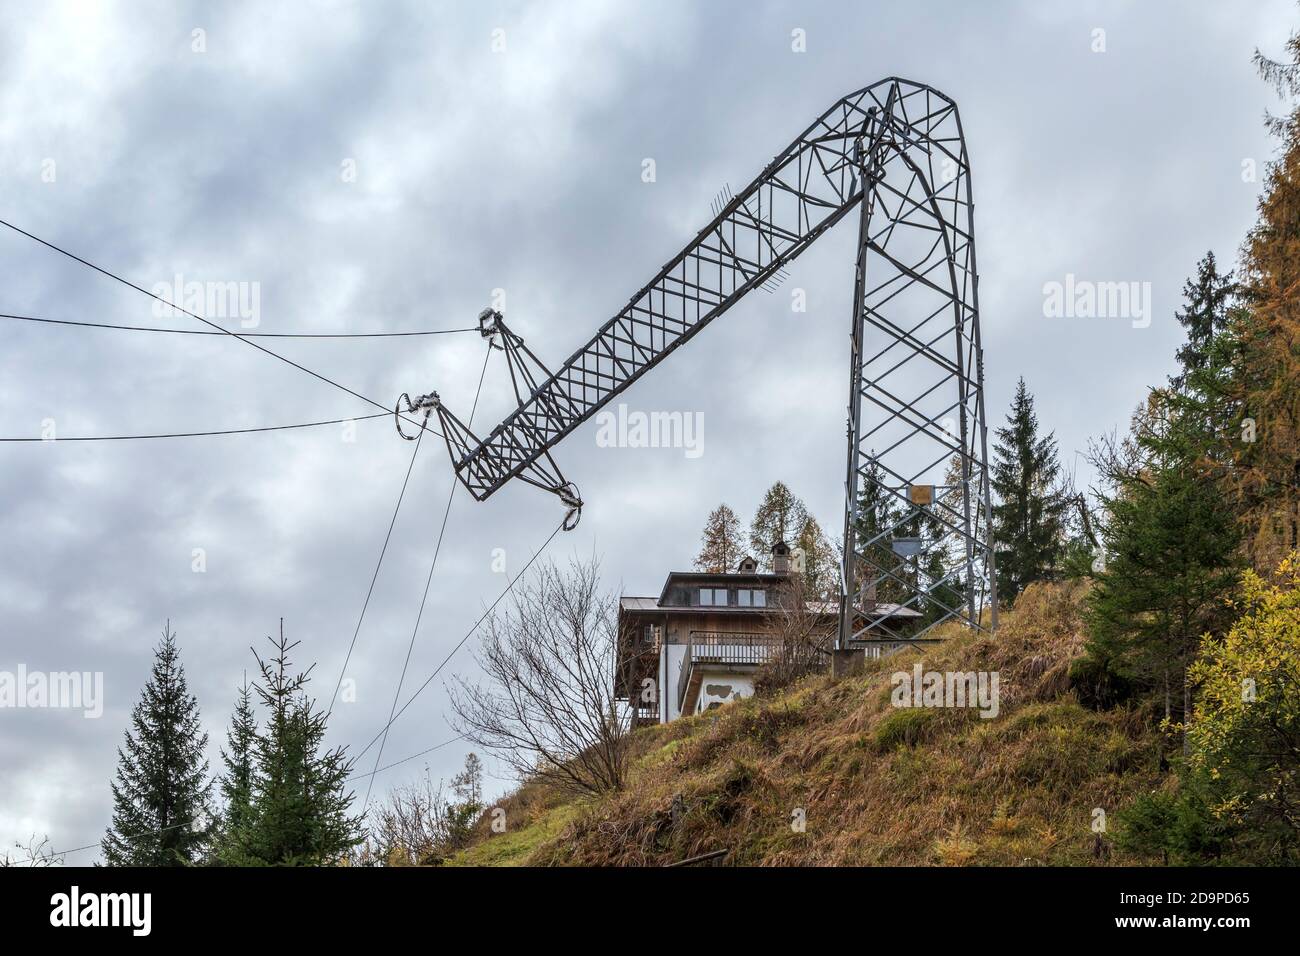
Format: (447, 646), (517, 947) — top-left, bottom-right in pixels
(1, 0), (1295, 863)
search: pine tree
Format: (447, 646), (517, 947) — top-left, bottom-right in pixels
(851, 457), (908, 606)
(102, 623), (211, 866)
(1157, 251), (1242, 499)
(934, 453), (980, 615)
(444, 753), (485, 851)
(240, 623), (362, 866)
(1085, 411), (1241, 741)
(693, 503), (744, 571)
(1171, 251), (1235, 391)
(1083, 250), (1246, 743)
(212, 677), (257, 863)
(749, 481), (809, 569)
(1150, 253), (1242, 487)
(451, 753), (483, 807)
(887, 484), (962, 626)
(990, 378), (1067, 607)
(1083, 251), (1245, 747)
(909, 504), (964, 626)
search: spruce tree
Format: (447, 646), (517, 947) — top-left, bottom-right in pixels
(891, 486), (962, 626)
(851, 457), (908, 606)
(693, 503), (744, 571)
(241, 624), (362, 865)
(749, 481), (809, 569)
(910, 507), (964, 626)
(1154, 252), (1241, 482)
(846, 459), (961, 628)
(934, 454), (979, 618)
(102, 623), (211, 866)
(1084, 255), (1244, 743)
(1171, 251), (1235, 391)
(1084, 405), (1240, 738)
(212, 677), (257, 863)
(991, 378), (1067, 607)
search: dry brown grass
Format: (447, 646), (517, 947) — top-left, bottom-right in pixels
(453, 580), (1166, 866)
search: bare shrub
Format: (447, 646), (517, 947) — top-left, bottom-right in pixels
(357, 753), (483, 866)
(0, 835), (60, 867)
(754, 576), (833, 696)
(448, 557), (629, 795)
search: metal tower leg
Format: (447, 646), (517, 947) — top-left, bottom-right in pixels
(836, 84), (996, 649)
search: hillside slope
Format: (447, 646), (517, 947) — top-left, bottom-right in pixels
(452, 582), (1168, 866)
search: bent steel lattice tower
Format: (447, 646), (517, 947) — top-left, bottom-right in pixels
(414, 78), (997, 647)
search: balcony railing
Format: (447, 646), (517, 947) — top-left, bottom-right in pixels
(677, 631), (780, 714)
(627, 702), (657, 728)
(687, 631), (778, 664)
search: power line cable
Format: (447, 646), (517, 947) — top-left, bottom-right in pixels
(0, 218), (430, 431)
(327, 424), (428, 719)
(361, 345), (492, 813)
(346, 734), (467, 784)
(2, 221), (539, 855)
(0, 411), (390, 442)
(44, 820), (196, 861)
(43, 467), (546, 860)
(351, 514), (566, 765)
(1, 312), (476, 338)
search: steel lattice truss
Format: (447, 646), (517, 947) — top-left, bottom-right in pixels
(427, 77), (996, 643)
(835, 82), (996, 644)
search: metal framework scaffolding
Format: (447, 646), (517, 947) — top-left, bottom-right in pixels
(416, 77), (997, 646)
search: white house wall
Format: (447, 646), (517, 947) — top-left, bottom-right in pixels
(659, 643), (687, 722)
(693, 670), (757, 715)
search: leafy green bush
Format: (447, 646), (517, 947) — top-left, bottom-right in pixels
(874, 708), (937, 751)
(1114, 784), (1228, 865)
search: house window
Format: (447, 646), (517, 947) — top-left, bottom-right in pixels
(698, 588), (728, 606)
(737, 589), (767, 608)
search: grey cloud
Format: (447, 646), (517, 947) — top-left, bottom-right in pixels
(0, 0), (1293, 860)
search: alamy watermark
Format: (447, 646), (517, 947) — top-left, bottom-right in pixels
(594, 403), (704, 459)
(0, 666), (103, 718)
(890, 663), (999, 718)
(50, 886), (151, 936)
(150, 273), (261, 328)
(1042, 274), (1152, 329)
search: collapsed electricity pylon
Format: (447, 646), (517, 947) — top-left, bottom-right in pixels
(410, 77), (997, 648)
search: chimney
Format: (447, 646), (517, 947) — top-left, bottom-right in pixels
(771, 540), (791, 575)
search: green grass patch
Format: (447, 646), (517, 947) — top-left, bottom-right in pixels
(446, 802), (579, 867)
(874, 707), (938, 751)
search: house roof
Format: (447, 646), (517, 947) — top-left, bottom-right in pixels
(618, 593), (923, 619)
(619, 596), (660, 612)
(806, 599), (923, 619)
(656, 570), (788, 605)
